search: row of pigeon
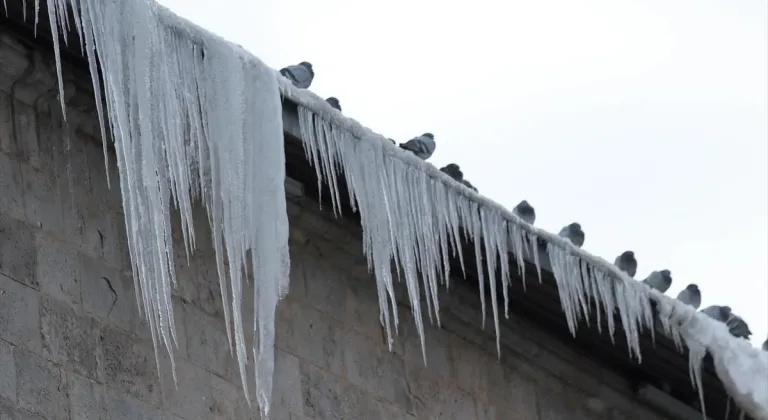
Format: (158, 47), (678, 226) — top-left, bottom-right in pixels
(278, 62), (767, 351)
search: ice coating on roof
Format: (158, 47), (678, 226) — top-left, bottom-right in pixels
(30, 0), (768, 418)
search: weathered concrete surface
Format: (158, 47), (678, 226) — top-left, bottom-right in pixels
(0, 29), (671, 419)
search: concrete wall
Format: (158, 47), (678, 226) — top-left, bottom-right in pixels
(0, 30), (670, 420)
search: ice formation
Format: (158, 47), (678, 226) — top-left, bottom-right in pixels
(38, 0), (290, 416)
(280, 86), (768, 418)
(26, 0), (767, 418)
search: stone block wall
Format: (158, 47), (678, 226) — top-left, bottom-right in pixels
(0, 28), (670, 419)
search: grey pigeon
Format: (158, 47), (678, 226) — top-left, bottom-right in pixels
(325, 97), (341, 111)
(700, 305), (731, 323)
(726, 313), (752, 339)
(676, 284), (701, 309)
(399, 133), (436, 160)
(440, 164), (464, 182)
(279, 61), (314, 89)
(642, 270), (673, 293)
(762, 338), (767, 352)
(558, 223), (585, 248)
(513, 200), (536, 225)
(462, 179), (478, 192)
(614, 251), (637, 277)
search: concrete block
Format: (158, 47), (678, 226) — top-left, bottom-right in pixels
(278, 302), (345, 376)
(40, 295), (102, 380)
(344, 276), (382, 340)
(272, 350), (302, 414)
(0, 152), (25, 221)
(0, 214), (38, 288)
(105, 391), (167, 420)
(486, 365), (539, 420)
(15, 349), (69, 420)
(21, 163), (63, 233)
(449, 334), (491, 399)
(9, 99), (40, 169)
(99, 326), (161, 406)
(78, 254), (137, 334)
(426, 385), (477, 420)
(0, 274), (41, 354)
(0, 339), (16, 401)
(403, 317), (452, 381)
(210, 373), (252, 420)
(35, 234), (81, 306)
(184, 304), (238, 383)
(159, 356), (214, 420)
(195, 253), (225, 319)
(68, 372), (109, 420)
(0, 395), (46, 420)
(343, 330), (410, 410)
(298, 362), (343, 420)
(301, 249), (347, 322)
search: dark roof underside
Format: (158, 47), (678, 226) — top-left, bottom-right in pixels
(0, 1), (747, 419)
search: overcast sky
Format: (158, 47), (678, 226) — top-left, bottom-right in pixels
(157, 0), (768, 345)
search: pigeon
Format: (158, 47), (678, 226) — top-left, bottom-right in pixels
(279, 62), (314, 89)
(399, 133), (436, 160)
(558, 223), (585, 248)
(326, 97), (341, 111)
(762, 338), (767, 352)
(614, 251), (637, 277)
(513, 200), (536, 225)
(462, 179), (478, 192)
(700, 305), (731, 323)
(440, 164), (464, 182)
(676, 284), (701, 309)
(726, 313), (752, 339)
(642, 270), (673, 293)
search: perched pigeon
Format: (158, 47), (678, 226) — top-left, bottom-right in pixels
(558, 223), (585, 248)
(279, 61), (314, 89)
(513, 200), (536, 225)
(642, 270), (673, 293)
(326, 97), (341, 111)
(440, 164), (464, 182)
(462, 179), (478, 192)
(726, 313), (752, 339)
(762, 338), (768, 352)
(676, 284), (701, 309)
(399, 133), (436, 160)
(700, 305), (731, 323)
(614, 251), (637, 277)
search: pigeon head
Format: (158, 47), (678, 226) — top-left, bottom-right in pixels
(299, 61), (313, 70)
(621, 251), (635, 259)
(569, 222), (582, 230)
(422, 133), (434, 139)
(440, 164), (464, 181)
(686, 284), (699, 292)
(660, 269), (671, 278)
(325, 97), (341, 111)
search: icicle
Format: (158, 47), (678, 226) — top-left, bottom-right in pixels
(39, 0), (289, 417)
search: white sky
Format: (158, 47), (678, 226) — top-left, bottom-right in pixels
(157, 0), (768, 345)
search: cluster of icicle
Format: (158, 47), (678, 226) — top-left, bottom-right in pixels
(280, 86), (768, 418)
(39, 0), (290, 417)
(29, 0), (767, 417)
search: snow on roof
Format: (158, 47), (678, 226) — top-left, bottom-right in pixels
(29, 0), (768, 418)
